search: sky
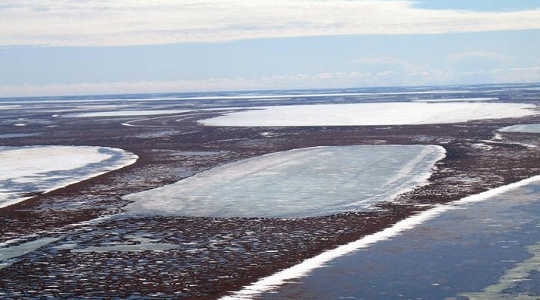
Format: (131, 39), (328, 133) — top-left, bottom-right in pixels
(1, 0), (540, 97)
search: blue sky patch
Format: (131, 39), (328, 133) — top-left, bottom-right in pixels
(412, 0), (540, 12)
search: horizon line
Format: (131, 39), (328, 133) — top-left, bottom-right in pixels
(2, 81), (539, 101)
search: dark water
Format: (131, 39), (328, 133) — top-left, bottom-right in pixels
(259, 182), (540, 300)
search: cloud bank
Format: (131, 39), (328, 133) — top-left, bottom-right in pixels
(1, 0), (540, 46)
(2, 65), (539, 97)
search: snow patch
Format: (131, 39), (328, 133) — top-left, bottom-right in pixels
(199, 103), (536, 127)
(0, 146), (138, 208)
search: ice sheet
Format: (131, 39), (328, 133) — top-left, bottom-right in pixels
(67, 109), (190, 118)
(199, 102), (536, 127)
(499, 123), (540, 133)
(125, 145), (445, 218)
(0, 146), (138, 208)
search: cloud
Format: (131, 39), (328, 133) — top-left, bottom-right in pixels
(3, 66), (540, 97)
(489, 66), (540, 82)
(352, 57), (408, 66)
(445, 51), (518, 73)
(0, 72), (372, 97)
(447, 51), (512, 63)
(1, 0), (540, 46)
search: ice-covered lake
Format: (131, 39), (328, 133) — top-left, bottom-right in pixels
(247, 179), (540, 300)
(0, 146), (138, 208)
(499, 123), (540, 133)
(125, 145), (445, 218)
(199, 102), (536, 127)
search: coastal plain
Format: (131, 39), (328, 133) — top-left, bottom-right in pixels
(0, 84), (539, 299)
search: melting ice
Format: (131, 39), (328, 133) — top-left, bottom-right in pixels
(0, 145), (137, 208)
(125, 145), (445, 218)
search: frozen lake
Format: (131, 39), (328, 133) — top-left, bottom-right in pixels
(227, 178), (540, 300)
(199, 102), (536, 127)
(499, 123), (540, 134)
(125, 145), (445, 218)
(0, 146), (138, 208)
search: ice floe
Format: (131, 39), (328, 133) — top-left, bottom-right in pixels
(199, 102), (536, 127)
(124, 145), (445, 218)
(0, 146), (138, 208)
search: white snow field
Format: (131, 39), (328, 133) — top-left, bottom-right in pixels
(67, 109), (190, 118)
(0, 146), (138, 208)
(125, 145), (445, 218)
(499, 123), (540, 133)
(199, 102), (536, 127)
(411, 97), (498, 102)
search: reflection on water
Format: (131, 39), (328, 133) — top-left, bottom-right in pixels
(258, 182), (540, 299)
